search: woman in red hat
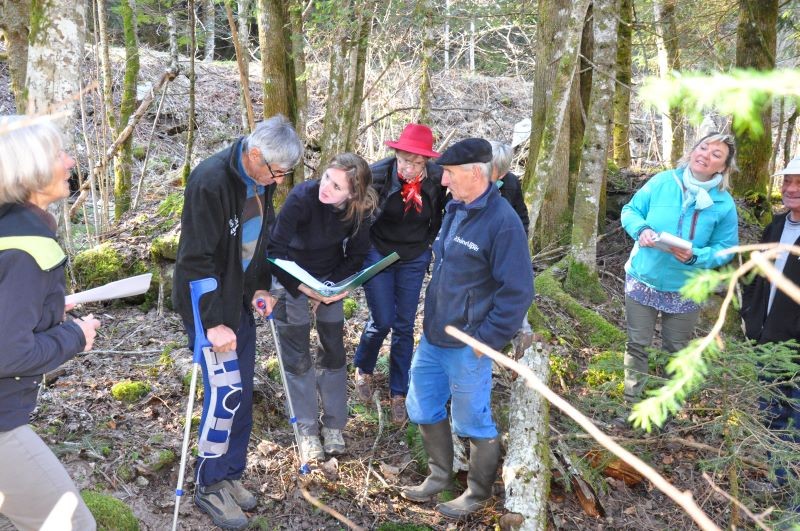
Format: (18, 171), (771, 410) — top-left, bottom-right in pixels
(353, 123), (447, 423)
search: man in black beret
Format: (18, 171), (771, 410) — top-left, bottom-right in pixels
(401, 138), (534, 518)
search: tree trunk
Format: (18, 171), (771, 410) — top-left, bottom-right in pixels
(770, 97), (784, 175)
(784, 107), (798, 165)
(417, 0), (434, 125)
(318, 0), (373, 171)
(168, 11), (179, 72)
(112, 0), (140, 221)
(523, 0), (590, 251)
(571, 0), (619, 269)
(502, 339), (550, 530)
(236, 0), (253, 131)
(732, 0), (777, 216)
(96, 0), (115, 228)
(226, 0), (255, 131)
(653, 0), (682, 166)
(444, 0), (450, 72)
(182, 0), (197, 185)
(0, 0), (31, 112)
(26, 0), (87, 236)
(203, 0), (215, 61)
(257, 0), (290, 119)
(287, 0), (307, 184)
(612, 0), (632, 168)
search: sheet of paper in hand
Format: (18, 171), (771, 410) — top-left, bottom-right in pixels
(65, 273), (153, 305)
(269, 252), (400, 297)
(652, 232), (692, 252)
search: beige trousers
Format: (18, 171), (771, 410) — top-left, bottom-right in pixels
(0, 425), (95, 531)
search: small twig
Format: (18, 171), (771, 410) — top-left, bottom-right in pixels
(86, 349), (162, 355)
(701, 473), (773, 531)
(300, 487), (364, 531)
(361, 390), (385, 502)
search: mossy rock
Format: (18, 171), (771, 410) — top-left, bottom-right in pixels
(343, 297), (358, 319)
(110, 380), (151, 403)
(81, 491), (139, 531)
(564, 259), (607, 304)
(72, 244), (125, 290)
(146, 449), (176, 472)
(265, 357), (281, 383)
(150, 233), (180, 262)
(156, 191), (184, 219)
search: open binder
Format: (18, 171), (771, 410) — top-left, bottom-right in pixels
(269, 252), (400, 297)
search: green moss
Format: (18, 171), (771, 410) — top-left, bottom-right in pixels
(265, 357), (282, 383)
(116, 463), (135, 482)
(151, 234), (180, 261)
(110, 380), (151, 403)
(147, 449), (176, 472)
(248, 516), (272, 530)
(182, 370), (204, 400)
(81, 491), (139, 531)
(585, 350), (624, 399)
(549, 353), (578, 386)
(72, 244), (124, 290)
(564, 259), (607, 304)
(131, 145), (147, 160)
(527, 304), (551, 340)
(535, 267), (625, 349)
(156, 191), (184, 219)
(343, 297), (358, 319)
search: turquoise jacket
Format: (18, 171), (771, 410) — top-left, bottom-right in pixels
(621, 169), (739, 292)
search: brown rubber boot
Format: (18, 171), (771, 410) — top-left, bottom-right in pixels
(400, 419), (453, 502)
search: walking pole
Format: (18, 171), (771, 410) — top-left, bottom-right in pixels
(256, 298), (311, 475)
(172, 277), (217, 531)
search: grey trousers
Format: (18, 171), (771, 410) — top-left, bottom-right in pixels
(624, 296), (700, 402)
(272, 286), (347, 436)
(0, 425), (96, 531)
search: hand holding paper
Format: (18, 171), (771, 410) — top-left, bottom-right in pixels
(651, 232), (692, 252)
(65, 273), (153, 305)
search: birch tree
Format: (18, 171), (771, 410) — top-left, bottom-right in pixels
(523, 0), (590, 250)
(570, 0), (620, 269)
(203, 0), (216, 61)
(0, 0), (31, 112)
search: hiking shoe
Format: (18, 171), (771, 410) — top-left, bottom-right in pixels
(221, 479), (257, 511)
(195, 481), (248, 530)
(354, 368), (372, 402)
(321, 427), (346, 455)
(391, 395), (407, 424)
(299, 435), (325, 462)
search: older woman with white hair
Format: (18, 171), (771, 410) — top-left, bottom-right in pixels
(489, 140), (529, 235)
(619, 132), (738, 415)
(0, 115), (101, 530)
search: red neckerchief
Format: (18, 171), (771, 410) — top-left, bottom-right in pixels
(399, 171), (424, 214)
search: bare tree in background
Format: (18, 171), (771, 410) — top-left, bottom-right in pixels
(0, 0), (31, 112)
(203, 0), (216, 61)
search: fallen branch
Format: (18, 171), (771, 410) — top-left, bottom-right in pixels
(300, 487), (364, 531)
(445, 325), (723, 531)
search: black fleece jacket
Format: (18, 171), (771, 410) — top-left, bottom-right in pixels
(369, 157), (446, 260)
(741, 211), (800, 345)
(498, 171), (530, 235)
(0, 203), (86, 432)
(173, 138), (275, 333)
(267, 179), (371, 297)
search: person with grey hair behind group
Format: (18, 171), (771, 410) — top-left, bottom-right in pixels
(489, 140), (529, 235)
(0, 115), (101, 530)
(173, 114), (303, 529)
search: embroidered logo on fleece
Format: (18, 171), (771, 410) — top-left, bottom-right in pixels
(229, 215), (240, 236)
(453, 235), (479, 252)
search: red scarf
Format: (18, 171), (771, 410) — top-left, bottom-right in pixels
(400, 171), (424, 214)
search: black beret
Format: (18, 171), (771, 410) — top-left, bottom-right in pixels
(435, 138), (493, 166)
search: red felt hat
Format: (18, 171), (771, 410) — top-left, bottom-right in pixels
(385, 124), (441, 158)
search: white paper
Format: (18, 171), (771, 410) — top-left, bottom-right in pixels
(652, 231), (692, 252)
(65, 273), (153, 305)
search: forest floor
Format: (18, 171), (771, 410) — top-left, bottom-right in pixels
(2, 48), (799, 530)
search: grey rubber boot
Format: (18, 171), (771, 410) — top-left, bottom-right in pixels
(436, 437), (500, 518)
(401, 419), (453, 502)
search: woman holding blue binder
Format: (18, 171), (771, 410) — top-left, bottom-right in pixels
(267, 153), (377, 461)
(352, 124), (447, 424)
(619, 132), (738, 411)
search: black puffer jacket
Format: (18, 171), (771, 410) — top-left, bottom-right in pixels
(0, 203), (86, 432)
(741, 212), (800, 344)
(498, 171), (530, 235)
(369, 157), (446, 260)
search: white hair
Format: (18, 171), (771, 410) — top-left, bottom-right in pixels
(0, 115), (64, 205)
(489, 140), (512, 177)
(246, 114), (303, 169)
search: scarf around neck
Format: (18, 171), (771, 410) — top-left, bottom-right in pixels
(399, 170), (425, 214)
(681, 167), (721, 213)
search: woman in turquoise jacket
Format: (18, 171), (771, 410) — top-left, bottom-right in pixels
(619, 132), (738, 406)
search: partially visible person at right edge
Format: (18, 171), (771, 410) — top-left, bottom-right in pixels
(619, 133), (739, 415)
(741, 156), (800, 505)
(0, 115), (101, 530)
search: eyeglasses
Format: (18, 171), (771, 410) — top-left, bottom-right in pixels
(264, 160), (294, 180)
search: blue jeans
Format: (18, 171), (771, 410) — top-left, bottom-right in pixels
(354, 247), (431, 397)
(759, 381), (800, 485)
(406, 335), (497, 438)
(185, 305), (255, 486)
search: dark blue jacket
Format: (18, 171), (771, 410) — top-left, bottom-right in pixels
(0, 203), (86, 432)
(423, 184), (534, 350)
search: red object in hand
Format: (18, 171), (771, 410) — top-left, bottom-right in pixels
(256, 299), (266, 310)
